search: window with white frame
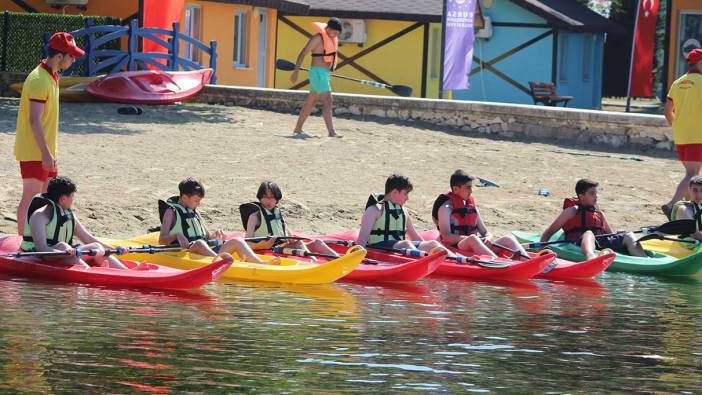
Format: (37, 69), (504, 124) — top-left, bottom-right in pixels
(184, 5), (202, 63)
(233, 10), (249, 67)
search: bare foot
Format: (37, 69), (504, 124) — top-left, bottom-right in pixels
(328, 131), (343, 138)
(293, 131), (313, 139)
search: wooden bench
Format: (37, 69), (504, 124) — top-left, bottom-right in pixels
(528, 81), (573, 107)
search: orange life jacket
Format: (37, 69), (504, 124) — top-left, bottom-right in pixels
(431, 192), (478, 236)
(562, 197), (605, 241)
(311, 22), (338, 70)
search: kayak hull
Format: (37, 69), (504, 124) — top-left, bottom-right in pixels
(420, 229), (613, 280)
(324, 230), (555, 281)
(513, 230), (702, 277)
(85, 69), (212, 105)
(108, 234), (364, 285)
(0, 235), (230, 289)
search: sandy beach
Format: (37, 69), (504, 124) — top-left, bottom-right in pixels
(0, 97), (682, 240)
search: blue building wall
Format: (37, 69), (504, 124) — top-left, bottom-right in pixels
(452, 0), (605, 109)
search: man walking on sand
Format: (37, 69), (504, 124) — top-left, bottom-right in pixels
(290, 18), (343, 138)
(14, 32), (84, 235)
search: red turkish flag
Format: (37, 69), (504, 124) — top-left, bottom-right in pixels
(142, 0), (185, 68)
(630, 0), (659, 97)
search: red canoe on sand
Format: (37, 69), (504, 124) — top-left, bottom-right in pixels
(85, 69), (213, 105)
(224, 231), (445, 282)
(418, 230), (614, 280)
(319, 230), (556, 281)
(0, 235), (230, 290)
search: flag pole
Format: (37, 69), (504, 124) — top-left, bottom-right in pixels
(625, 0), (643, 113)
(439, 0), (448, 99)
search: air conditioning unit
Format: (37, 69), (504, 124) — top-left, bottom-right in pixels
(46, 0), (88, 6)
(338, 19), (366, 44)
(476, 16), (492, 39)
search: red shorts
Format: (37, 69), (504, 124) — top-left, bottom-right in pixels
(676, 144), (702, 162)
(19, 161), (58, 181)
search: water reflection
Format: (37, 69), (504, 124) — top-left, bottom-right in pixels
(0, 271), (700, 392)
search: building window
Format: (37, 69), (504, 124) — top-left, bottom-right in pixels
(430, 26), (441, 80)
(677, 11), (702, 76)
(583, 34), (592, 82)
(184, 5), (202, 63)
(559, 34), (568, 82)
(233, 10), (249, 68)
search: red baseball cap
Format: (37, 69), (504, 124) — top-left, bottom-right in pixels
(687, 48), (702, 65)
(49, 32), (85, 57)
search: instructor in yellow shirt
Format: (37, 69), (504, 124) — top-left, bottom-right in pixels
(662, 49), (702, 219)
(14, 32), (84, 235)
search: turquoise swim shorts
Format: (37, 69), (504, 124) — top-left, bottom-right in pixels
(309, 66), (331, 93)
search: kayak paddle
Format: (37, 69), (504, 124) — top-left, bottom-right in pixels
(276, 59), (413, 97)
(523, 219), (697, 249)
(365, 244), (512, 268)
(477, 177), (500, 188)
(635, 233), (699, 244)
(270, 246), (401, 266)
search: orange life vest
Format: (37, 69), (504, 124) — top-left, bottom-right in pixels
(311, 22), (338, 70)
(562, 197), (605, 241)
(431, 192), (478, 236)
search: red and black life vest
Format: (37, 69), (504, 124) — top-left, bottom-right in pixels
(431, 192), (478, 236)
(562, 197), (605, 241)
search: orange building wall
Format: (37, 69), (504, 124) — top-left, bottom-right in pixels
(667, 0), (701, 88)
(0, 0), (138, 18)
(184, 1), (276, 87)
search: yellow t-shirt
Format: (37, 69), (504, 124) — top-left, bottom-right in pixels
(13, 62), (59, 161)
(667, 71), (702, 145)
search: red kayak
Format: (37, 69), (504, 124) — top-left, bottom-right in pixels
(0, 235), (230, 290)
(420, 230), (614, 280)
(85, 69), (213, 105)
(320, 231), (556, 281)
(224, 231), (445, 282)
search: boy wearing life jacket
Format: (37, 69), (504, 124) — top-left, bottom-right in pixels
(22, 176), (128, 269)
(356, 174), (447, 254)
(241, 180), (339, 257)
(290, 18), (343, 138)
(668, 175), (702, 241)
(432, 170), (528, 258)
(540, 179), (645, 260)
(158, 178), (278, 265)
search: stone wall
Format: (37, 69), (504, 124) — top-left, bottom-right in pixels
(195, 85), (673, 151)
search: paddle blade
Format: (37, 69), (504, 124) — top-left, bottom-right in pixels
(636, 233), (663, 243)
(650, 219), (696, 235)
(275, 59), (296, 71)
(390, 85), (413, 97)
(478, 177), (500, 188)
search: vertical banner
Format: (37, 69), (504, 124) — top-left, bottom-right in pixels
(142, 0), (185, 67)
(441, 0), (478, 91)
(630, 0), (659, 97)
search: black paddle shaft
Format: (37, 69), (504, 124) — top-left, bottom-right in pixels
(275, 59), (413, 97)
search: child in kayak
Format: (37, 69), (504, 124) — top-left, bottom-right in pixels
(356, 174), (448, 253)
(540, 179), (645, 260)
(21, 176), (129, 269)
(431, 170), (529, 258)
(241, 180), (339, 257)
(158, 178), (278, 264)
(668, 175), (702, 241)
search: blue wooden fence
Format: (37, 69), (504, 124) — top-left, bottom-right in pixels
(43, 18), (218, 84)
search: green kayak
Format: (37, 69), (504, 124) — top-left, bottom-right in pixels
(512, 230), (702, 277)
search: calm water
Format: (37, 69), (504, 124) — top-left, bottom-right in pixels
(0, 272), (701, 393)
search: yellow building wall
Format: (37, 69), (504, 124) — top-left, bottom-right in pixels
(0, 0), (137, 18)
(184, 1), (276, 87)
(275, 16), (435, 98)
(667, 0), (701, 88)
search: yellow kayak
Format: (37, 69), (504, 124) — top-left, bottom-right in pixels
(640, 238), (698, 259)
(11, 76), (100, 102)
(106, 233), (364, 285)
